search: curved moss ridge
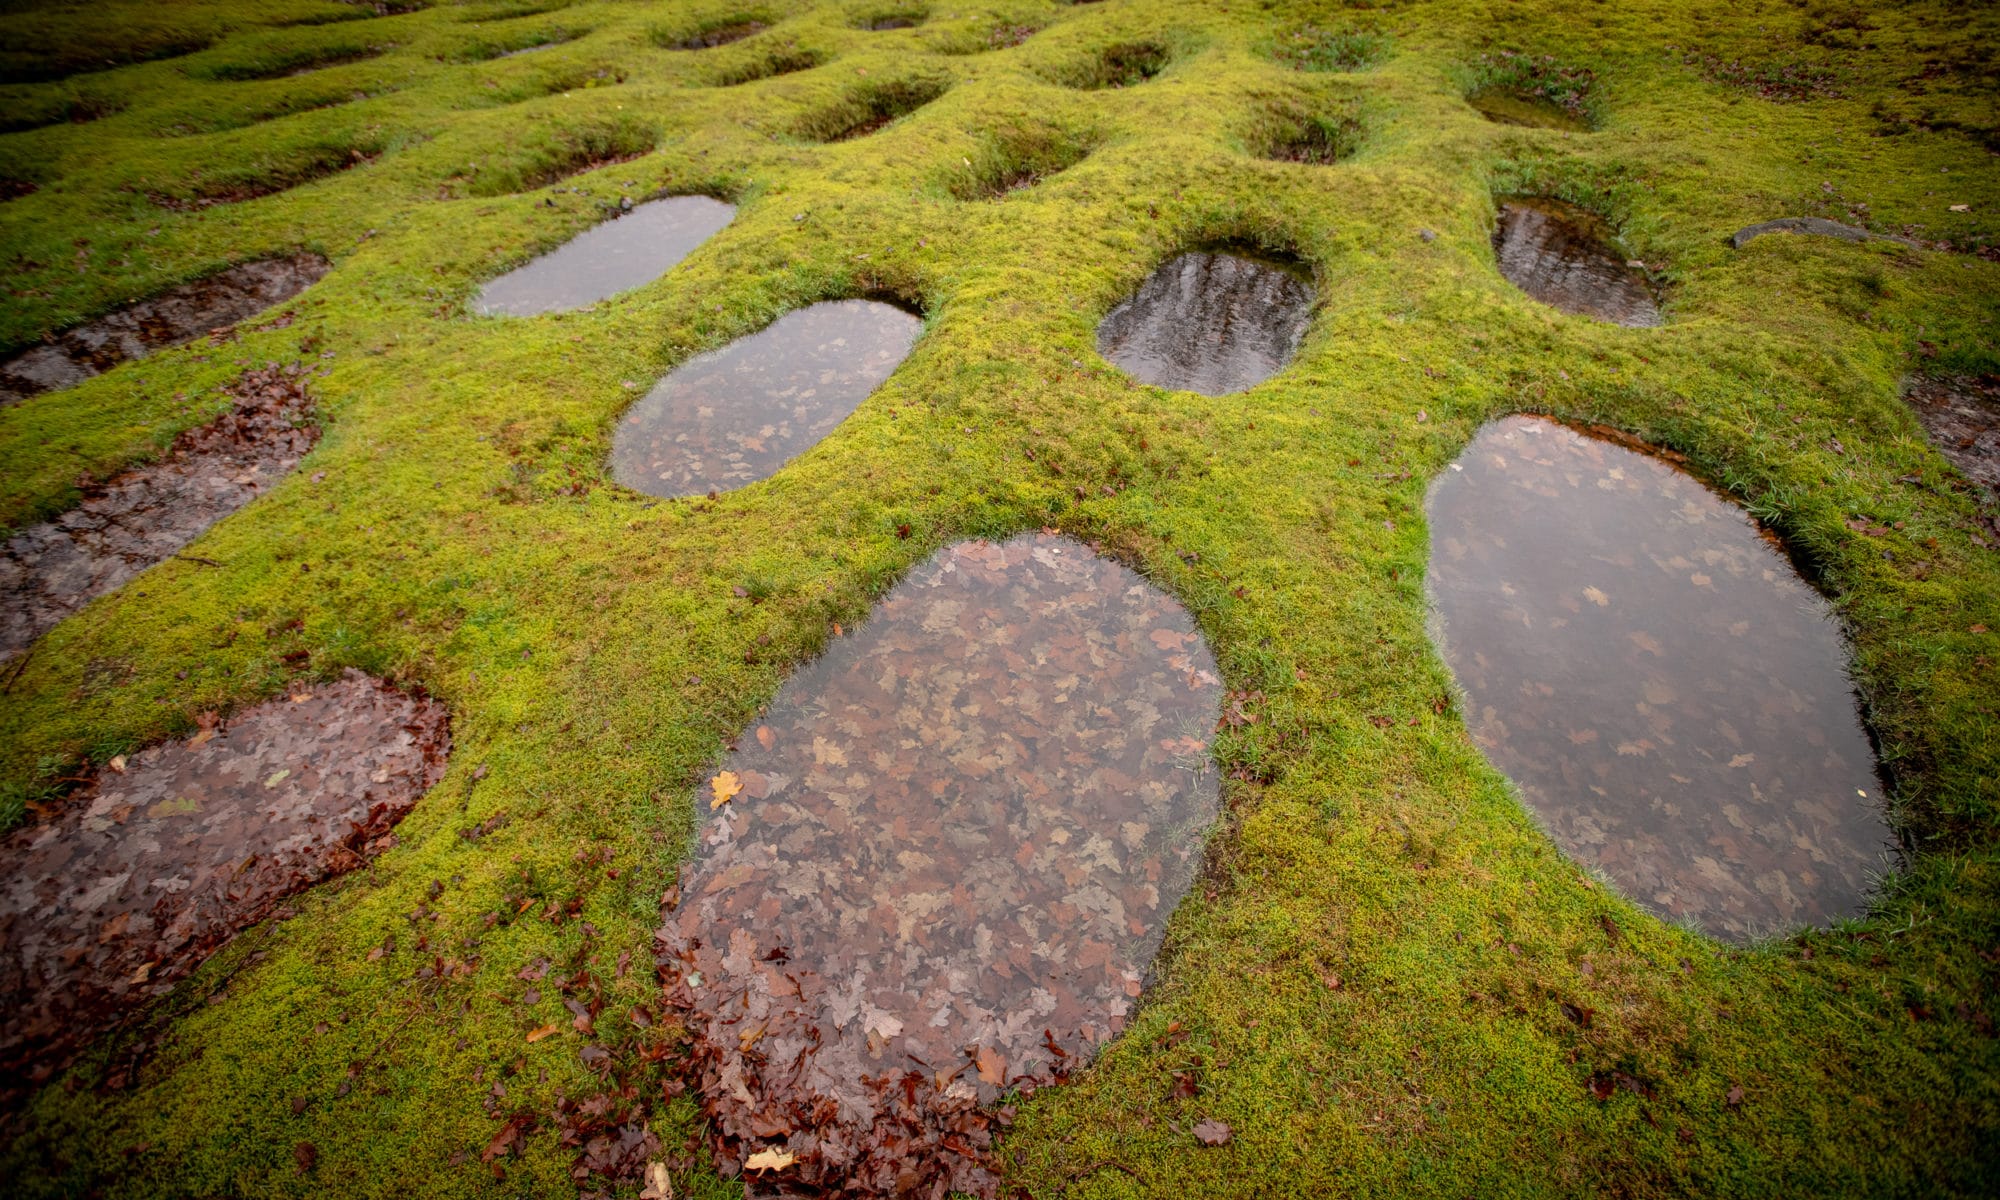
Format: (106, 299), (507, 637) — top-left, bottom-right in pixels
(1427, 416), (1893, 942)
(609, 299), (921, 498)
(1097, 250), (1315, 395)
(472, 195), (736, 316)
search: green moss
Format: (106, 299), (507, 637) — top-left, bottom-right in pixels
(0, 0), (1998, 1196)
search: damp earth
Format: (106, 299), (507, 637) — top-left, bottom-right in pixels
(473, 196), (736, 316)
(656, 533), (1223, 1193)
(1, 363), (319, 662)
(0, 254), (328, 405)
(1096, 250), (1315, 396)
(1903, 374), (2000, 490)
(1492, 199), (1660, 327)
(1426, 416), (1893, 942)
(0, 670), (449, 1104)
(609, 299), (920, 499)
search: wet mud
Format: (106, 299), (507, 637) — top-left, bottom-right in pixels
(1, 364), (319, 662)
(0, 254), (329, 405)
(1096, 250), (1315, 395)
(610, 299), (920, 499)
(1903, 374), (2000, 490)
(1468, 88), (1590, 131)
(657, 533), (1223, 1194)
(474, 196), (736, 316)
(0, 670), (450, 1102)
(1730, 216), (1919, 250)
(1426, 416), (1893, 942)
(1493, 199), (1660, 327)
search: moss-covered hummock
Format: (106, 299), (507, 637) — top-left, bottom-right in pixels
(1, 0), (1996, 1196)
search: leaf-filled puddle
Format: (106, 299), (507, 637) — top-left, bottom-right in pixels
(1426, 417), (1892, 942)
(1492, 199), (1660, 327)
(656, 533), (1222, 1193)
(1096, 250), (1314, 395)
(473, 195), (736, 316)
(610, 299), (920, 499)
(0, 254), (328, 405)
(1902, 373), (1999, 490)
(0, 670), (450, 1101)
(1, 363), (319, 662)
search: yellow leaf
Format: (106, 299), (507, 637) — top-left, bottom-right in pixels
(525, 1023), (560, 1043)
(263, 769), (291, 788)
(108, 755), (127, 773)
(710, 771), (742, 809)
(744, 1148), (795, 1172)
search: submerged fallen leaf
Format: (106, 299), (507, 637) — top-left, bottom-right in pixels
(975, 1044), (1006, 1086)
(1192, 1119), (1232, 1146)
(744, 1148), (796, 1172)
(710, 771), (742, 809)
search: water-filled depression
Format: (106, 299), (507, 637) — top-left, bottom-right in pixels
(1426, 416), (1892, 942)
(473, 195), (735, 316)
(610, 299), (920, 498)
(657, 532), (1223, 1192)
(1096, 250), (1314, 395)
(1492, 198), (1660, 327)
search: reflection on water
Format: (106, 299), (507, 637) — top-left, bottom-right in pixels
(610, 299), (919, 498)
(1427, 417), (1892, 942)
(1493, 199), (1660, 327)
(1096, 251), (1314, 395)
(657, 533), (1222, 1191)
(473, 195), (735, 316)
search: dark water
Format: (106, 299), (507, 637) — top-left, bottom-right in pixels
(1492, 199), (1660, 328)
(473, 195), (735, 316)
(0, 670), (449, 1102)
(1730, 216), (1917, 250)
(1469, 88), (1589, 132)
(1096, 251), (1314, 395)
(1903, 374), (2000, 490)
(0, 254), (328, 405)
(610, 299), (919, 498)
(1427, 417), (1893, 942)
(657, 533), (1222, 1190)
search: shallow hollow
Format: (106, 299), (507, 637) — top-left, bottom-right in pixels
(1254, 106), (1364, 165)
(791, 76), (947, 142)
(1425, 416), (1893, 942)
(1467, 86), (1591, 131)
(0, 669), (450, 1102)
(1096, 248), (1315, 395)
(657, 532), (1223, 1190)
(609, 299), (921, 499)
(1043, 41), (1167, 90)
(473, 195), (735, 316)
(944, 127), (1096, 199)
(1492, 197), (1660, 327)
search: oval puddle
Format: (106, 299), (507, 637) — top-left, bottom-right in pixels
(0, 670), (450, 1102)
(657, 533), (1223, 1191)
(474, 195), (735, 316)
(1493, 198), (1660, 327)
(610, 299), (919, 498)
(2, 364), (319, 662)
(1426, 416), (1893, 942)
(1097, 250), (1314, 395)
(0, 254), (329, 406)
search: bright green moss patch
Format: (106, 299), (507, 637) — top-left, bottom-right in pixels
(0, 0), (1997, 1197)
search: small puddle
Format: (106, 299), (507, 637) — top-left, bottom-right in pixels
(1426, 416), (1893, 942)
(0, 254), (329, 405)
(1097, 250), (1314, 395)
(1903, 374), (2000, 490)
(1731, 216), (1918, 250)
(1468, 88), (1591, 131)
(473, 196), (735, 316)
(1493, 199), (1660, 327)
(1, 364), (319, 662)
(610, 299), (920, 498)
(0, 670), (450, 1102)
(657, 533), (1222, 1192)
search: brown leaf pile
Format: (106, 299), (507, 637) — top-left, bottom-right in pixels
(1, 361), (321, 660)
(0, 670), (449, 1103)
(656, 534), (1222, 1196)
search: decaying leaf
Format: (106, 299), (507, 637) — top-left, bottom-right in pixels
(638, 1161), (673, 1200)
(710, 771), (742, 810)
(1192, 1118), (1233, 1146)
(975, 1044), (1006, 1086)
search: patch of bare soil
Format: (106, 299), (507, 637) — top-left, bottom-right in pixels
(0, 363), (319, 662)
(0, 254), (328, 404)
(0, 670), (450, 1103)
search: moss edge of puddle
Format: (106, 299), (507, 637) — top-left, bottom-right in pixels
(0, 0), (1997, 1197)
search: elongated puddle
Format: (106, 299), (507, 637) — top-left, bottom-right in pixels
(1, 364), (318, 662)
(0, 670), (450, 1102)
(1427, 417), (1892, 942)
(474, 195), (735, 315)
(1493, 199), (1660, 327)
(610, 299), (920, 498)
(1096, 251), (1314, 395)
(0, 254), (328, 405)
(657, 533), (1222, 1193)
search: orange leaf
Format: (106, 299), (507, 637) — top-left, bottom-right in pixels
(755, 726), (774, 750)
(525, 1023), (560, 1043)
(710, 771), (742, 809)
(975, 1044), (1006, 1086)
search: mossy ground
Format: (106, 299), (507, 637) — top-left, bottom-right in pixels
(2, 0), (1997, 1195)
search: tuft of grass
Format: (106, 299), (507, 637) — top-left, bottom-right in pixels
(1266, 23), (1389, 72)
